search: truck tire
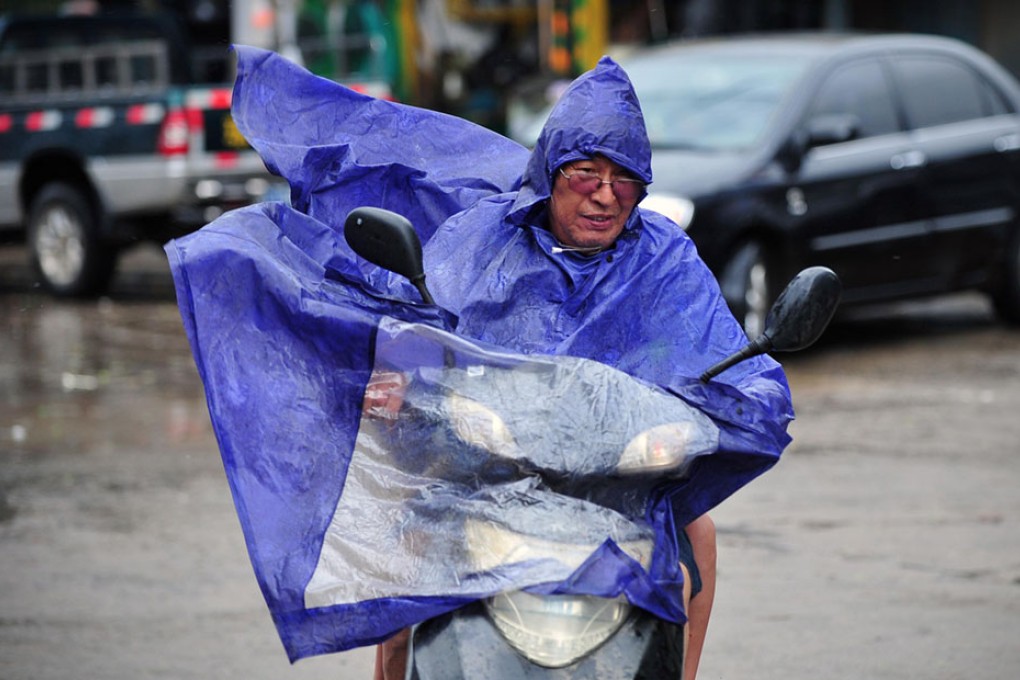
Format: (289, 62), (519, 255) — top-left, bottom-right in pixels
(27, 182), (116, 297)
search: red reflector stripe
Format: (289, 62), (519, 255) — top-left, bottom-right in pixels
(75, 108), (94, 128)
(126, 103), (165, 125)
(74, 107), (115, 128)
(215, 152), (239, 168)
(26, 110), (62, 131)
(186, 107), (204, 131)
(126, 105), (146, 124)
(186, 88), (232, 109)
(210, 89), (232, 109)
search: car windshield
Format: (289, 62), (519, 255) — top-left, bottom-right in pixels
(625, 53), (811, 151)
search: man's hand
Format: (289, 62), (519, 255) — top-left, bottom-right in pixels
(362, 371), (409, 420)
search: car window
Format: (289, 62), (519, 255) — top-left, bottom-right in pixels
(893, 55), (1012, 128)
(626, 54), (810, 151)
(982, 81), (1012, 116)
(809, 59), (900, 139)
(509, 53), (810, 151)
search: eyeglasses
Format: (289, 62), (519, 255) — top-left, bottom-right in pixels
(559, 167), (645, 201)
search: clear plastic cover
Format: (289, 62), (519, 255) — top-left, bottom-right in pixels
(303, 318), (719, 609)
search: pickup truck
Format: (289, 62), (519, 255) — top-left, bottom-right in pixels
(0, 11), (288, 296)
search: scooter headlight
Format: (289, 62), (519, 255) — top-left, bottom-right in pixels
(485, 591), (631, 668)
(617, 422), (696, 474)
(465, 520), (650, 667)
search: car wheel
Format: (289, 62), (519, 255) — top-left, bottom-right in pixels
(720, 240), (771, 339)
(27, 183), (116, 297)
(991, 229), (1020, 325)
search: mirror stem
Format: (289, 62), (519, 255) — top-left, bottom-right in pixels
(411, 275), (435, 305)
(699, 335), (770, 383)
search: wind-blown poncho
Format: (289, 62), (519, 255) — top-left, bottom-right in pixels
(165, 46), (794, 662)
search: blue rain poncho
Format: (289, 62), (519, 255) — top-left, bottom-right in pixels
(165, 46), (794, 663)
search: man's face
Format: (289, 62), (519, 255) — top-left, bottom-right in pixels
(549, 156), (642, 251)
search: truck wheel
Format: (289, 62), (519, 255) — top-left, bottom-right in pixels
(991, 229), (1020, 325)
(27, 183), (116, 297)
(720, 240), (771, 339)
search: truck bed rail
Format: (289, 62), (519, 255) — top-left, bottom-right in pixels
(0, 40), (169, 104)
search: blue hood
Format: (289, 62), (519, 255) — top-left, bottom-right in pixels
(511, 56), (653, 224)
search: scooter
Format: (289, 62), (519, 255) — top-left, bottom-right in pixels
(342, 207), (841, 679)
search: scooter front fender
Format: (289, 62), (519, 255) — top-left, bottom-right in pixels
(408, 601), (684, 679)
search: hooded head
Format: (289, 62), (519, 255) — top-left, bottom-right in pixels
(510, 56), (653, 245)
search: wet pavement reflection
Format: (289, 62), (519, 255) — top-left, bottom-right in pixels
(2, 243), (203, 458)
(3, 291), (208, 459)
(0, 243), (371, 679)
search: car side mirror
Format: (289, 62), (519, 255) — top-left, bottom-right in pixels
(778, 114), (861, 173)
(776, 131), (808, 173)
(344, 206), (435, 304)
(700, 266), (841, 382)
(805, 113), (859, 148)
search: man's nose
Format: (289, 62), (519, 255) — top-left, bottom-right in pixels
(591, 180), (617, 202)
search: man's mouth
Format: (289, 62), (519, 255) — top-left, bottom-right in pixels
(582, 214), (614, 228)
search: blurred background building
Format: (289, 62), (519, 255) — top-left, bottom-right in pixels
(5, 0), (1019, 133)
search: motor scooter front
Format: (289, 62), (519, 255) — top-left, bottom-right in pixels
(400, 355), (700, 680)
(408, 596), (684, 679)
(343, 207), (841, 680)
(352, 325), (705, 679)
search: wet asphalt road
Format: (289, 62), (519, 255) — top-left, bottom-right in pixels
(1, 242), (1018, 679)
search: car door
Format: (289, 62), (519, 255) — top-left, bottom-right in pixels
(889, 51), (1020, 290)
(789, 56), (935, 303)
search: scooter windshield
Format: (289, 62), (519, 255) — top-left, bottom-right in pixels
(305, 316), (719, 610)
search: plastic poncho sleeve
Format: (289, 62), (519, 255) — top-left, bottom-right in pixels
(230, 45), (530, 243)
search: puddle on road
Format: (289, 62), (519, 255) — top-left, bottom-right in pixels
(1, 253), (213, 460)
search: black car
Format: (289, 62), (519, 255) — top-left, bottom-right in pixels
(512, 33), (1020, 336)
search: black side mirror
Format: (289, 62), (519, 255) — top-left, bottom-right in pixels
(805, 113), (859, 148)
(700, 266), (841, 382)
(777, 130), (809, 173)
(779, 114), (861, 173)
(344, 207), (435, 304)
